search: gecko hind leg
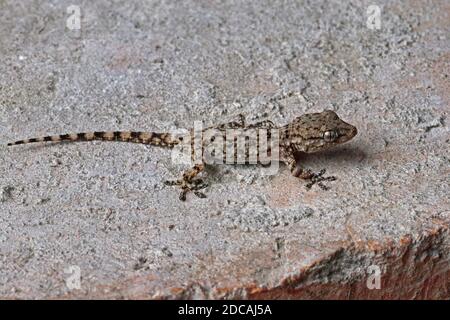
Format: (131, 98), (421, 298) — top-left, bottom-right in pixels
(164, 163), (207, 201)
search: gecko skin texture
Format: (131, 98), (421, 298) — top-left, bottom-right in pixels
(7, 110), (357, 200)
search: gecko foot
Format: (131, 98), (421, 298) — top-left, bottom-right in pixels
(164, 178), (208, 201)
(305, 169), (336, 190)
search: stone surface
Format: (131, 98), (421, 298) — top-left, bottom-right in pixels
(0, 0), (449, 299)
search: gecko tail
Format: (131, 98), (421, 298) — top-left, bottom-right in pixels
(7, 131), (179, 147)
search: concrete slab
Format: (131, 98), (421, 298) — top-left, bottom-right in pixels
(0, 0), (448, 299)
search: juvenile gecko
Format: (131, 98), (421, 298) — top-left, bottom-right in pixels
(7, 110), (357, 200)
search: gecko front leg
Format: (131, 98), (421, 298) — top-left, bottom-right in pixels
(164, 163), (208, 201)
(284, 152), (336, 190)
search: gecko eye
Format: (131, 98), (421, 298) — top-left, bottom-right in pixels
(323, 130), (338, 142)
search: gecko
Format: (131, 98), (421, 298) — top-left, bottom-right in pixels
(7, 110), (357, 200)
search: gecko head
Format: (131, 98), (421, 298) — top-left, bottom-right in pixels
(291, 110), (357, 153)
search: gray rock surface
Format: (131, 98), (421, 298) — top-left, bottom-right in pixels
(0, 0), (448, 299)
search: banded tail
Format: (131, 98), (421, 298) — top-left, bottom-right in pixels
(7, 131), (180, 147)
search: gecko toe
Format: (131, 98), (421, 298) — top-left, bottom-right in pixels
(193, 183), (208, 191)
(311, 169), (326, 179)
(194, 191), (207, 198)
(179, 191), (188, 201)
(304, 169), (336, 191)
(190, 178), (205, 186)
(164, 179), (182, 186)
(317, 182), (330, 190)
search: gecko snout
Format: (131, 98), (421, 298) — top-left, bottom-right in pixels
(336, 123), (357, 144)
(350, 125), (357, 138)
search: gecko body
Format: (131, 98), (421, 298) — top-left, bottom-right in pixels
(7, 110), (357, 200)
